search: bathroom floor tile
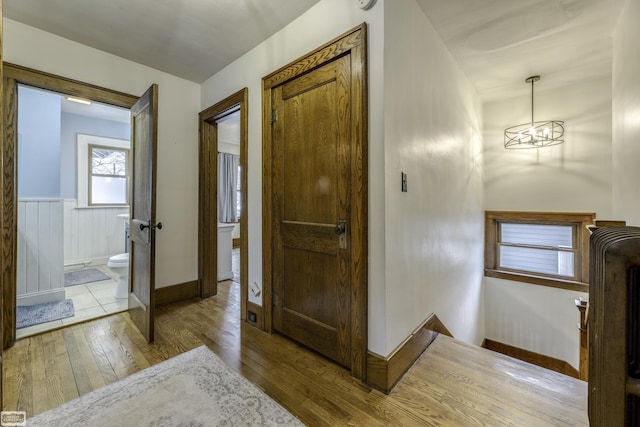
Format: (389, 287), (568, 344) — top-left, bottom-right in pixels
(71, 292), (102, 310)
(64, 284), (91, 297)
(102, 300), (128, 313)
(87, 280), (117, 293)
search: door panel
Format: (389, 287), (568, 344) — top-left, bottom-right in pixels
(273, 56), (351, 367)
(129, 84), (158, 342)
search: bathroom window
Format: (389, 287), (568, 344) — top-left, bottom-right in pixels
(77, 134), (131, 207)
(484, 211), (595, 292)
(88, 144), (129, 205)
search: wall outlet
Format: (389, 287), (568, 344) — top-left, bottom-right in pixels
(248, 311), (257, 323)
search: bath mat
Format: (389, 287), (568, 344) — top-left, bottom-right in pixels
(28, 345), (304, 427)
(16, 299), (75, 329)
(64, 268), (110, 287)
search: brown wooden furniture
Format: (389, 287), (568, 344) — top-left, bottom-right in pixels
(589, 226), (640, 426)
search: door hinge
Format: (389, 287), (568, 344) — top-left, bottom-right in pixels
(271, 109), (277, 124)
(271, 292), (279, 306)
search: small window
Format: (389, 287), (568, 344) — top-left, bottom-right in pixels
(485, 211), (595, 292)
(88, 144), (129, 205)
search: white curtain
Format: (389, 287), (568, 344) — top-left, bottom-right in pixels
(218, 153), (239, 223)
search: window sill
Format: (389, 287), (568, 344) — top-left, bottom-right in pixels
(484, 269), (589, 293)
(74, 205), (129, 210)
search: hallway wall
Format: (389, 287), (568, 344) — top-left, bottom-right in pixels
(483, 77), (612, 368)
(5, 19), (201, 289)
(613, 0), (640, 224)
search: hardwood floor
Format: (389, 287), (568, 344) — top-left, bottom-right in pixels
(3, 280), (588, 426)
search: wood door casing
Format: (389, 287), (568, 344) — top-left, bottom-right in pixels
(272, 56), (352, 367)
(2, 64), (138, 350)
(198, 88), (248, 315)
(0, 0), (4, 408)
(263, 24), (368, 380)
(129, 84), (159, 343)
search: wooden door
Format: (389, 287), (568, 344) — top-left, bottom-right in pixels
(271, 56), (353, 367)
(0, 0), (4, 408)
(129, 84), (159, 342)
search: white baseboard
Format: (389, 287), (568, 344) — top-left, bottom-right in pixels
(64, 256), (110, 272)
(17, 288), (66, 306)
(218, 270), (234, 281)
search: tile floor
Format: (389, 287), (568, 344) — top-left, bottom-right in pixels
(16, 265), (128, 339)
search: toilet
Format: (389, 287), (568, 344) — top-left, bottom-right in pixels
(107, 253), (129, 299)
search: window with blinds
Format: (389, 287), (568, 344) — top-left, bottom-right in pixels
(485, 211), (595, 292)
(498, 223), (576, 279)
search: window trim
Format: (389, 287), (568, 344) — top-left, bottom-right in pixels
(87, 143), (129, 206)
(77, 134), (130, 208)
(485, 211), (595, 292)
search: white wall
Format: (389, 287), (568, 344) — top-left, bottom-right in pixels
(613, 0), (640, 225)
(5, 19), (201, 288)
(382, 0), (484, 353)
(483, 77), (612, 369)
(17, 199), (65, 306)
(484, 78), (613, 217)
(200, 0), (388, 353)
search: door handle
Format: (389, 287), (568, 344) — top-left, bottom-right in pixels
(335, 220), (347, 235)
(139, 221), (163, 231)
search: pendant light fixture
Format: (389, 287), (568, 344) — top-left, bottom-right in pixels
(504, 76), (564, 149)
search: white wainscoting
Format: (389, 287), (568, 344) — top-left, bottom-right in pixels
(63, 200), (129, 269)
(17, 199), (65, 306)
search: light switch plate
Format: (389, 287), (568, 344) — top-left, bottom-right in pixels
(250, 282), (261, 297)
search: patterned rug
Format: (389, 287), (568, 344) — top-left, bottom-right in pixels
(16, 299), (75, 329)
(27, 345), (304, 427)
(64, 268), (111, 287)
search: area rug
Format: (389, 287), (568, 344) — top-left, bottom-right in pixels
(27, 345), (304, 427)
(64, 268), (111, 287)
(16, 299), (75, 329)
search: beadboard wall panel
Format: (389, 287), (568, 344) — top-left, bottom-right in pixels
(63, 200), (128, 268)
(17, 199), (65, 305)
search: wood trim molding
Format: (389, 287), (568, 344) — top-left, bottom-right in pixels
(262, 23), (368, 380)
(2, 64), (137, 350)
(367, 313), (452, 394)
(484, 210), (595, 292)
(232, 238), (240, 249)
(155, 281), (199, 307)
(482, 338), (580, 379)
(198, 88), (248, 325)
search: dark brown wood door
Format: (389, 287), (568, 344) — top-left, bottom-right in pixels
(0, 0), (4, 407)
(129, 84), (158, 342)
(272, 56), (352, 367)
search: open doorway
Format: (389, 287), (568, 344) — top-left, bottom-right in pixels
(3, 63), (143, 349)
(198, 89), (249, 325)
(15, 84), (132, 339)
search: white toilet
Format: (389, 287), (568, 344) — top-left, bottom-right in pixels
(108, 253), (129, 299)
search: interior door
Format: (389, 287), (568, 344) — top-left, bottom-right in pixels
(129, 84), (159, 342)
(272, 56), (352, 368)
(1, 0), (5, 408)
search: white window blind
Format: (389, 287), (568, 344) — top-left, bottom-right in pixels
(498, 223), (575, 278)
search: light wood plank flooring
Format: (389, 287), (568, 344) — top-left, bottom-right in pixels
(4, 280), (588, 426)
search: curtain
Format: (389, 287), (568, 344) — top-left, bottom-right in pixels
(218, 153), (239, 223)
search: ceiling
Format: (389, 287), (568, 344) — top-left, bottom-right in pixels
(6, 0), (624, 103)
(417, 0), (625, 101)
(4, 0), (321, 83)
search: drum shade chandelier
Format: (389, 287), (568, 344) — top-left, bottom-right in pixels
(504, 75), (564, 149)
